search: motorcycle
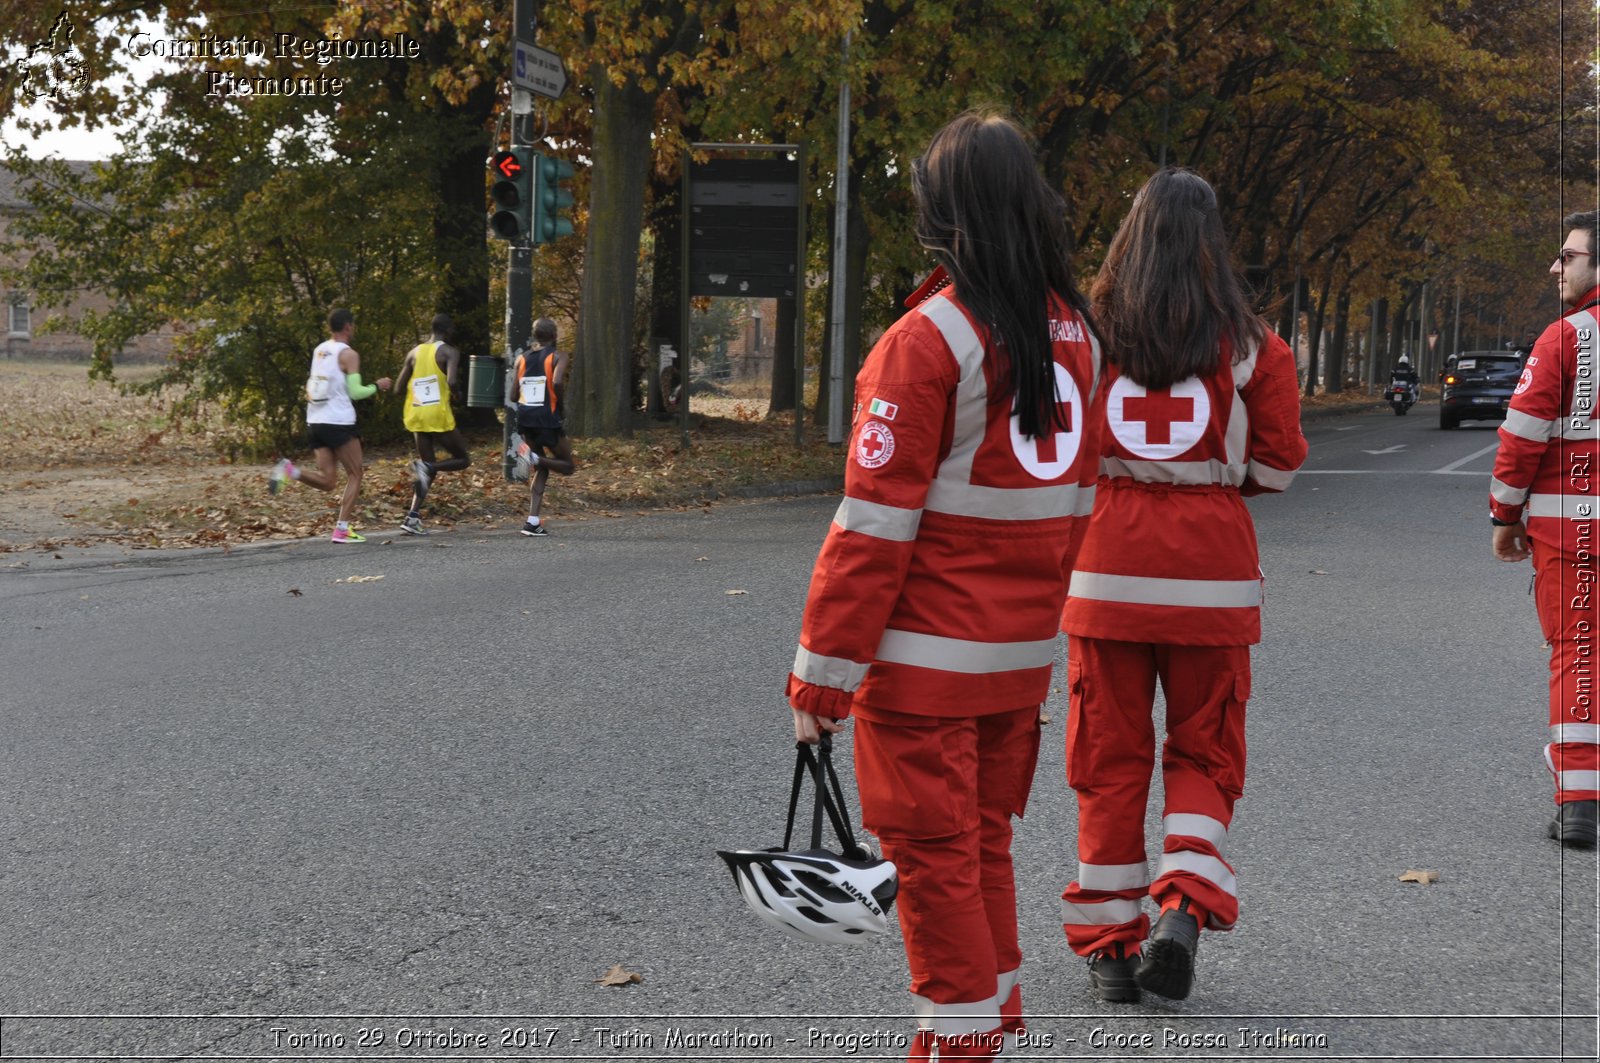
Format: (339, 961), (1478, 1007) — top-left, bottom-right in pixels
(1386, 378), (1418, 416)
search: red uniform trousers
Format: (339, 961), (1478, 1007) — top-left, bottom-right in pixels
(1532, 539), (1600, 804)
(853, 706), (1039, 1062)
(1060, 637), (1248, 957)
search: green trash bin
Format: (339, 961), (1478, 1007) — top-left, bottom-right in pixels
(466, 355), (506, 409)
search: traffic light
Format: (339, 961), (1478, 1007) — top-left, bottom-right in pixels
(532, 153), (576, 244)
(487, 148), (532, 242)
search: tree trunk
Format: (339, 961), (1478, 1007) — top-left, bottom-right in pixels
(646, 176), (682, 417)
(1304, 272), (1333, 397)
(1387, 288), (1414, 378)
(571, 74), (654, 438)
(770, 297), (796, 412)
(1326, 281), (1352, 393)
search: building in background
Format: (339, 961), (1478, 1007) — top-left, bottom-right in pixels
(0, 162), (173, 363)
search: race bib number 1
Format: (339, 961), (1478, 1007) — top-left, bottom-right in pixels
(411, 374), (441, 406)
(520, 375), (548, 406)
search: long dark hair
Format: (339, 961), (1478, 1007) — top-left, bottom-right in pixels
(912, 110), (1091, 439)
(1091, 167), (1264, 391)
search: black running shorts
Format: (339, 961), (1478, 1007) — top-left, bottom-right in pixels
(308, 422), (360, 450)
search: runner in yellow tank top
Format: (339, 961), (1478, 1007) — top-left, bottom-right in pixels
(393, 313), (472, 535)
(403, 341), (456, 434)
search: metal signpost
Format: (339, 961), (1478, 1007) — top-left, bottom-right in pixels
(681, 144), (807, 448)
(512, 41), (567, 100)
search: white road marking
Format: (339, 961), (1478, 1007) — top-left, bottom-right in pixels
(1361, 444), (1407, 455)
(1434, 442), (1500, 474)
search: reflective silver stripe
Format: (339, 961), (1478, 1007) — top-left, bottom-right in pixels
(1502, 408), (1555, 443)
(1076, 483), (1096, 516)
(1163, 813), (1228, 848)
(1225, 389), (1249, 468)
(1061, 897), (1143, 926)
(996, 967), (1020, 1004)
(1490, 476), (1530, 506)
(1231, 336), (1261, 390)
(1551, 724), (1600, 745)
(833, 496), (921, 542)
(912, 992), (1002, 1037)
(916, 296), (987, 488)
(1527, 493), (1599, 520)
(1079, 860), (1149, 891)
(876, 629), (1056, 674)
(1101, 456), (1241, 486)
(926, 478), (1086, 520)
(1247, 460), (1296, 491)
(1156, 850), (1238, 898)
(792, 645), (870, 691)
(1087, 328), (1104, 402)
(1557, 770), (1600, 792)
(1069, 571), (1262, 609)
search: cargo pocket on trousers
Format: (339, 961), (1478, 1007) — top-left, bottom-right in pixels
(1217, 667), (1250, 801)
(1064, 657), (1089, 789)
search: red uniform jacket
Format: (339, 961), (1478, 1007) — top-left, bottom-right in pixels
(788, 285), (1102, 719)
(1060, 329), (1306, 646)
(1490, 286), (1600, 553)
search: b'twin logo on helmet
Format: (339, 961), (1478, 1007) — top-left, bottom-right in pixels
(838, 878), (883, 918)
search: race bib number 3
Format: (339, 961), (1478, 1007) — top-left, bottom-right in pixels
(411, 374), (441, 406)
(520, 375), (548, 406)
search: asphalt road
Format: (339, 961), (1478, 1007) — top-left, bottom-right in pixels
(1, 401), (1595, 1063)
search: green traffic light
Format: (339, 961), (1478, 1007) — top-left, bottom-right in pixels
(532, 154), (577, 244)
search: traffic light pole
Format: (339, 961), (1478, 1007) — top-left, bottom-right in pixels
(503, 112), (536, 481)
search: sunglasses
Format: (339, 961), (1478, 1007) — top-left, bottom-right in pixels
(1556, 249), (1593, 265)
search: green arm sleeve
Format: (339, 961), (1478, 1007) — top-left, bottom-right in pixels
(345, 371), (378, 400)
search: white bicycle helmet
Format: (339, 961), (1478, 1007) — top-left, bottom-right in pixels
(717, 736), (898, 945)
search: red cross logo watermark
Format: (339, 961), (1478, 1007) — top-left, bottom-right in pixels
(1008, 362), (1084, 479)
(1107, 375), (1211, 459)
(856, 420), (896, 469)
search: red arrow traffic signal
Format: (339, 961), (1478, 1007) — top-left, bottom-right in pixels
(491, 150), (523, 179)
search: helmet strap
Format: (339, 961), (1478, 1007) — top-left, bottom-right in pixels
(782, 735), (862, 855)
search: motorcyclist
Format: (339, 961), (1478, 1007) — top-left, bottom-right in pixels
(1390, 356), (1420, 391)
(1389, 356), (1420, 405)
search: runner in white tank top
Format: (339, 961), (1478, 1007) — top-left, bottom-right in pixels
(268, 308), (391, 543)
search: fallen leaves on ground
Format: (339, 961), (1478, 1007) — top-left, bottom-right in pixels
(596, 964), (643, 987)
(1398, 869), (1440, 884)
(2, 364), (847, 553)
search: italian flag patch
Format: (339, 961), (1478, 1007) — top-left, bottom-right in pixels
(868, 398), (898, 420)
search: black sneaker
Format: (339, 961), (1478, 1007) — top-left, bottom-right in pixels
(520, 521), (548, 537)
(1137, 897), (1200, 1000)
(1087, 945), (1140, 1003)
(1549, 800), (1599, 849)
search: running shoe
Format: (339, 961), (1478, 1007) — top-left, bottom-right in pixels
(399, 515), (426, 536)
(330, 527), (366, 544)
(520, 521), (548, 537)
(268, 458), (297, 495)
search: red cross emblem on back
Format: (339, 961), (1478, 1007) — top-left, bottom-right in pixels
(1106, 375), (1211, 459)
(1121, 391), (1193, 445)
(1032, 393), (1075, 463)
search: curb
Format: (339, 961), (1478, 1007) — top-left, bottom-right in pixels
(699, 477), (845, 502)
